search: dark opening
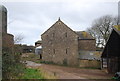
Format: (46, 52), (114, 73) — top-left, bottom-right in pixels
(65, 32), (67, 37)
(53, 49), (55, 54)
(66, 49), (67, 54)
(53, 33), (55, 37)
(40, 54), (42, 59)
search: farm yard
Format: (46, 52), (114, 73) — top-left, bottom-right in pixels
(1, 2), (120, 80)
(22, 53), (113, 79)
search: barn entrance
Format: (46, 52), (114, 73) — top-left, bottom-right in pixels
(107, 57), (120, 73)
(40, 54), (42, 59)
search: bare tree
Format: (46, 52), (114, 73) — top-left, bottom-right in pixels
(14, 34), (24, 44)
(7, 18), (24, 44)
(87, 15), (117, 48)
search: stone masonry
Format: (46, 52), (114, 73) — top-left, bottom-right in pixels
(0, 5), (14, 54)
(41, 18), (96, 66)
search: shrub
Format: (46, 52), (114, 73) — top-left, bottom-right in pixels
(2, 47), (25, 79)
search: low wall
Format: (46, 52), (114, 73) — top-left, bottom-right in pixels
(79, 59), (101, 68)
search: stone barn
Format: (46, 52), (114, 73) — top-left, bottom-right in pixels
(41, 18), (97, 66)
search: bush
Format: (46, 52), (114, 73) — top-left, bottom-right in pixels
(2, 47), (25, 79)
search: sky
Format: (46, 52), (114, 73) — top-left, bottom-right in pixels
(1, 0), (119, 46)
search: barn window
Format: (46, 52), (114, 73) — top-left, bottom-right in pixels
(65, 32), (67, 37)
(53, 49), (55, 54)
(5, 25), (7, 33)
(46, 35), (48, 38)
(53, 33), (55, 37)
(66, 49), (67, 54)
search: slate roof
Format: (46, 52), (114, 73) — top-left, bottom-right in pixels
(35, 40), (42, 44)
(75, 31), (95, 39)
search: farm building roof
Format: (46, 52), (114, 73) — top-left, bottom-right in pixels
(101, 25), (120, 58)
(35, 40), (42, 44)
(75, 31), (95, 39)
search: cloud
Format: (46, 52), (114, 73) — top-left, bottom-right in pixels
(1, 0), (120, 3)
(1, 1), (118, 45)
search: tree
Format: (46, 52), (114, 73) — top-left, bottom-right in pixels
(7, 17), (24, 44)
(87, 15), (118, 48)
(14, 34), (24, 44)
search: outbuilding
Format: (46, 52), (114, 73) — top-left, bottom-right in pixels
(101, 25), (120, 73)
(35, 46), (42, 59)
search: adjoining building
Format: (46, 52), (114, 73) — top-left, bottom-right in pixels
(22, 44), (35, 53)
(35, 46), (42, 54)
(101, 25), (120, 73)
(14, 44), (35, 54)
(0, 5), (14, 55)
(35, 40), (42, 47)
(35, 40), (42, 59)
(41, 18), (101, 67)
(35, 46), (42, 59)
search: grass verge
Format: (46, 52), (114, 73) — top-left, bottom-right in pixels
(19, 68), (44, 79)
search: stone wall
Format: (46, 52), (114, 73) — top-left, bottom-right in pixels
(2, 33), (14, 48)
(2, 33), (14, 71)
(2, 33), (14, 56)
(42, 20), (79, 66)
(79, 60), (101, 68)
(22, 45), (35, 53)
(78, 39), (96, 51)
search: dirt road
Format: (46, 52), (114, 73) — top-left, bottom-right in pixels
(26, 61), (113, 79)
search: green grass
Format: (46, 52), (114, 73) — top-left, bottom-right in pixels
(20, 68), (44, 79)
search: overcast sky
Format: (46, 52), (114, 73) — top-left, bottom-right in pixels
(1, 0), (119, 46)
